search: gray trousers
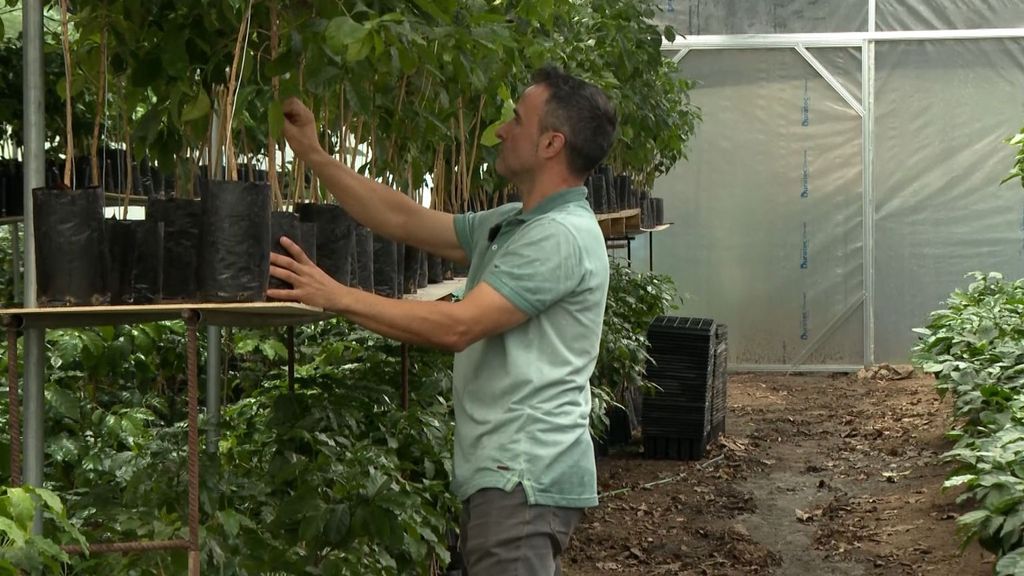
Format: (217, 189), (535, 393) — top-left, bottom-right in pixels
(459, 485), (584, 576)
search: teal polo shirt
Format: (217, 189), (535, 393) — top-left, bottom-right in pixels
(451, 186), (609, 508)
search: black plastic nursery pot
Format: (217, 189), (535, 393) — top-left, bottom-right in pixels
(355, 224), (374, 292)
(33, 187), (109, 306)
(270, 211), (302, 291)
(199, 180), (272, 302)
(299, 222), (318, 264)
(417, 249), (428, 289)
(0, 159), (24, 217)
(106, 219), (163, 305)
(373, 234), (399, 298)
(588, 174), (606, 214)
(403, 245), (421, 295)
(147, 197), (201, 302)
(295, 202), (355, 285)
(428, 254), (444, 284)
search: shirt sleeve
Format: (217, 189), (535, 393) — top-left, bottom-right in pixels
(481, 219), (584, 317)
(453, 211), (480, 260)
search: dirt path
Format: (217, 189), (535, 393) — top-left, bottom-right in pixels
(565, 372), (995, 576)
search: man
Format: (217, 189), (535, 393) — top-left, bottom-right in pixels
(269, 65), (617, 575)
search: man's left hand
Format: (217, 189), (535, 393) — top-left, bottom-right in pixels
(267, 236), (343, 310)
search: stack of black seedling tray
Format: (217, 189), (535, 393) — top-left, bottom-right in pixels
(642, 316), (717, 460)
(711, 323), (729, 439)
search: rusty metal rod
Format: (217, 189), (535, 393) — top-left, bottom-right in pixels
(183, 310), (201, 576)
(5, 319), (21, 486)
(401, 343), (409, 410)
(62, 539), (191, 555)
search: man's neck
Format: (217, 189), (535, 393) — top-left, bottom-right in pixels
(519, 172), (583, 212)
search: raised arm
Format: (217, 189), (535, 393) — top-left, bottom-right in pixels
(283, 98), (467, 265)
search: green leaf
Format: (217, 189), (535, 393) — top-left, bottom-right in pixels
(269, 100), (284, 141)
(325, 17), (368, 55)
(218, 509), (243, 539)
(412, 0), (451, 24)
(182, 90), (211, 123)
(31, 487), (64, 517)
(996, 547), (1024, 575)
(0, 517), (26, 547)
(347, 36), (373, 63)
(48, 386), (81, 422)
(7, 488), (35, 528)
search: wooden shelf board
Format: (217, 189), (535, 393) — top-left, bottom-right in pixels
(1, 301), (333, 329)
(401, 278), (465, 302)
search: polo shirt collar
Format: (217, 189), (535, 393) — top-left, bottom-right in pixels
(513, 186), (588, 222)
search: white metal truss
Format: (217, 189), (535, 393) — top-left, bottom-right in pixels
(664, 23), (1024, 370)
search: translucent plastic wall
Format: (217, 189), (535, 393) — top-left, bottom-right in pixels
(652, 1), (1024, 368)
(655, 0), (1024, 34)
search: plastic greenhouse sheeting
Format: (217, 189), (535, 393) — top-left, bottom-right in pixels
(655, 0), (868, 35)
(876, 0), (1024, 31)
(651, 48), (865, 368)
(653, 0), (1024, 34)
(873, 39), (1024, 361)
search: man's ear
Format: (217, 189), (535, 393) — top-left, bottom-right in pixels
(541, 131), (566, 159)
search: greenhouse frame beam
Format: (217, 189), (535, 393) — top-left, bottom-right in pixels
(661, 27), (1024, 51)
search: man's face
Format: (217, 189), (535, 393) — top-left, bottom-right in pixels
(495, 84), (550, 182)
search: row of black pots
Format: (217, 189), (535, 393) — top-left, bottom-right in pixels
(32, 184), (457, 307)
(641, 197), (666, 229)
(586, 165), (658, 215)
(1, 154), (284, 220)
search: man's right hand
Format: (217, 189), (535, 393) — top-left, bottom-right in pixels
(282, 97), (325, 161)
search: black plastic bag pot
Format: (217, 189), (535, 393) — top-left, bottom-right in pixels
(372, 235), (399, 298)
(129, 220), (163, 304)
(355, 225), (374, 291)
(106, 219), (135, 305)
(591, 175), (606, 214)
(396, 243), (405, 295)
(615, 174), (631, 210)
(295, 203), (355, 284)
(106, 219), (163, 305)
(417, 250), (428, 289)
(403, 245), (420, 295)
(653, 198), (664, 226)
(147, 197), (201, 302)
(0, 160), (24, 217)
(428, 254), (444, 284)
(270, 211), (302, 291)
(199, 180), (271, 302)
(33, 187), (109, 306)
(299, 222), (317, 263)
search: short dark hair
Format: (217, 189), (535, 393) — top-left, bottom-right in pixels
(531, 65), (617, 177)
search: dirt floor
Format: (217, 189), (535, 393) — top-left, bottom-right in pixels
(564, 371), (996, 576)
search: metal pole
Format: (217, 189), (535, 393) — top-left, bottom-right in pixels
(22, 0), (47, 535)
(205, 325), (221, 454)
(861, 38), (876, 367)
